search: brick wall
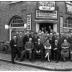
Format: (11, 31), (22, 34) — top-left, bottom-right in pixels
(0, 1), (72, 41)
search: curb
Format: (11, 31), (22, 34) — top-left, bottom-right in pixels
(0, 59), (72, 71)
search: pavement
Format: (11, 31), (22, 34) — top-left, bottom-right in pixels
(0, 61), (44, 71)
(1, 61), (71, 72)
(0, 52), (72, 71)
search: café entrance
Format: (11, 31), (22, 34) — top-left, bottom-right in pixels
(39, 23), (53, 33)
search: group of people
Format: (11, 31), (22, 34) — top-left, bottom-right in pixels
(10, 29), (72, 64)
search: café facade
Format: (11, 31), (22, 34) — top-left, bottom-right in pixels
(0, 1), (72, 42)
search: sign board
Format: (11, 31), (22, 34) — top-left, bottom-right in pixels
(36, 10), (57, 19)
(27, 14), (31, 30)
(38, 1), (55, 11)
(11, 23), (24, 27)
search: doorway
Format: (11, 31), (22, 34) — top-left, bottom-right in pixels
(39, 23), (53, 33)
(8, 15), (24, 40)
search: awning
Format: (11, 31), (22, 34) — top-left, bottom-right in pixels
(35, 19), (58, 23)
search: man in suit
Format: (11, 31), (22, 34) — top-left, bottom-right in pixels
(16, 32), (24, 59)
(10, 36), (21, 64)
(23, 31), (30, 49)
(67, 33), (72, 60)
(33, 38), (45, 61)
(20, 38), (34, 61)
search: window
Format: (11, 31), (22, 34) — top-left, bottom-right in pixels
(10, 16), (24, 27)
(64, 17), (72, 28)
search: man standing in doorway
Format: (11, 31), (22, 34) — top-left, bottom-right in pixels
(48, 26), (53, 34)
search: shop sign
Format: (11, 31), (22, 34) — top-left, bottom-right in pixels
(27, 14), (31, 30)
(38, 1), (55, 11)
(36, 10), (57, 19)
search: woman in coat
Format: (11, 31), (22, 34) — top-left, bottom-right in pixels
(61, 39), (70, 61)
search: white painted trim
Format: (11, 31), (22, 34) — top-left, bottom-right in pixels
(36, 23), (39, 33)
(53, 24), (57, 33)
(10, 27), (25, 29)
(35, 19), (57, 23)
(9, 29), (12, 41)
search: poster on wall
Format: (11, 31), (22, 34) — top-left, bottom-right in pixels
(38, 1), (55, 11)
(27, 14), (31, 30)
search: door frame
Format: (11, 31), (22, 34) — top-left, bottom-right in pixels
(36, 23), (57, 33)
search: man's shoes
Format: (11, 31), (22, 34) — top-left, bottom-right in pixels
(56, 61), (58, 63)
(12, 61), (15, 64)
(19, 59), (24, 62)
(29, 58), (32, 61)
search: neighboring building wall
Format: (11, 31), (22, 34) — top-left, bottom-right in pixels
(55, 1), (66, 33)
(0, 1), (37, 41)
(0, 1), (72, 41)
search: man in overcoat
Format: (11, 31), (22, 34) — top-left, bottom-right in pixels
(10, 36), (21, 64)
